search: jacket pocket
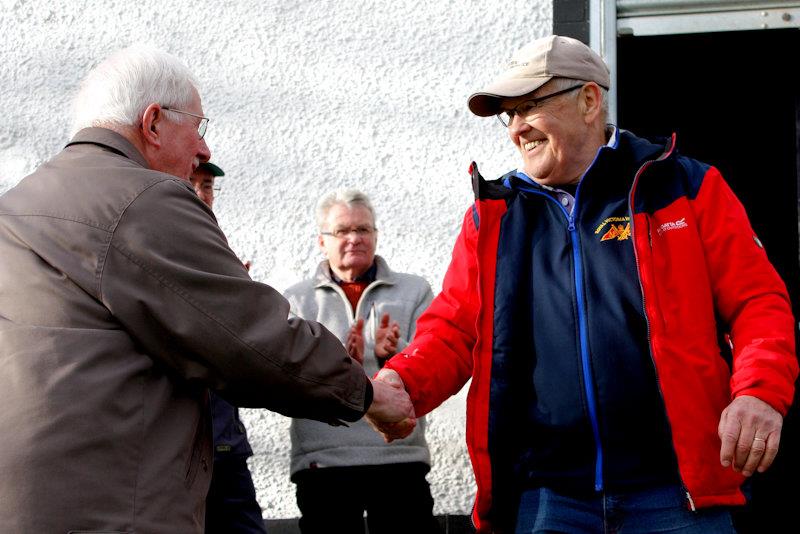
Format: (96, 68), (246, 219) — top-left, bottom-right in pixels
(185, 391), (212, 488)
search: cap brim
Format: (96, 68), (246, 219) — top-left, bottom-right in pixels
(467, 76), (552, 116)
(199, 162), (225, 177)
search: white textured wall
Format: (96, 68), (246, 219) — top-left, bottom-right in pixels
(0, 0), (551, 518)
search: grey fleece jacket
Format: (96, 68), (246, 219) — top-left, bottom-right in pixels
(284, 256), (433, 476)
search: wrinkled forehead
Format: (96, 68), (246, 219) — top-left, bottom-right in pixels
(327, 202), (375, 224)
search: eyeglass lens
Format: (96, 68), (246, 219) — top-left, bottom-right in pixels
(328, 227), (376, 238)
(496, 85), (584, 128)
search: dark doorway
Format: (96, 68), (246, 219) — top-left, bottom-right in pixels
(618, 29), (800, 533)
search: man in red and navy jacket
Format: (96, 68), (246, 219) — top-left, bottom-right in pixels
(367, 36), (798, 533)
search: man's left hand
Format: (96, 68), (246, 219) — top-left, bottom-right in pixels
(718, 395), (783, 477)
(374, 313), (400, 359)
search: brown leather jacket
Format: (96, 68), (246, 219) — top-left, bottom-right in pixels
(0, 128), (370, 533)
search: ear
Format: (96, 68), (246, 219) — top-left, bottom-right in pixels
(579, 83), (603, 124)
(317, 234), (327, 255)
(140, 103), (164, 148)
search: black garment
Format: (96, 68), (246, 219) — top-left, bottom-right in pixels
(205, 457), (267, 534)
(211, 393), (254, 459)
(329, 262), (378, 284)
(206, 393), (265, 533)
(294, 463), (440, 534)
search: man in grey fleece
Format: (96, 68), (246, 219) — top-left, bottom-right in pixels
(284, 189), (440, 534)
(0, 45), (412, 534)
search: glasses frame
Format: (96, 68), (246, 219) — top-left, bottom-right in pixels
(162, 106), (210, 139)
(496, 84), (585, 128)
(320, 226), (378, 239)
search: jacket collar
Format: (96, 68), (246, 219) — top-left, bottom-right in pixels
(66, 127), (150, 170)
(314, 255), (396, 289)
(617, 128), (674, 166)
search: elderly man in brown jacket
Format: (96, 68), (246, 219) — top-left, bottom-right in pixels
(0, 45), (413, 533)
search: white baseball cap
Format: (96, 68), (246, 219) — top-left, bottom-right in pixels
(468, 35), (610, 117)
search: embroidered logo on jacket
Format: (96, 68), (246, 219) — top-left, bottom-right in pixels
(656, 218), (689, 236)
(595, 216), (631, 242)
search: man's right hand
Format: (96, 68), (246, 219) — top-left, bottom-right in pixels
(346, 318), (365, 365)
(366, 369), (416, 442)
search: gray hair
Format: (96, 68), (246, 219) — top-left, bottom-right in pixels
(315, 189), (376, 232)
(71, 44), (199, 134)
(548, 77), (609, 122)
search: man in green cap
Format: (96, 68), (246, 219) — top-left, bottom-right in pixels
(190, 162), (264, 533)
(192, 161), (224, 209)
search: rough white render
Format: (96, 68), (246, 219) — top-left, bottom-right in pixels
(0, 0), (551, 519)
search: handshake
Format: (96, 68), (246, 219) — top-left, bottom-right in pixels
(365, 369), (416, 442)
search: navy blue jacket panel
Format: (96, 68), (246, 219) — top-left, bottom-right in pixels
(211, 393), (254, 460)
(487, 131), (679, 499)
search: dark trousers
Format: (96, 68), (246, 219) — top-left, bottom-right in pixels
(205, 456), (267, 534)
(294, 462), (441, 534)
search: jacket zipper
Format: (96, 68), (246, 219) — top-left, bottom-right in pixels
(514, 182), (604, 492)
(354, 281), (385, 322)
(569, 208), (604, 491)
(325, 280), (385, 324)
(325, 279), (389, 363)
(627, 136), (695, 510)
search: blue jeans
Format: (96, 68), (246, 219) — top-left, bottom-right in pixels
(515, 485), (735, 534)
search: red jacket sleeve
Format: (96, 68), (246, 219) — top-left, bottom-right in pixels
(694, 166), (798, 414)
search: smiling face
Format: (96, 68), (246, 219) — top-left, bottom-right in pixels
(503, 81), (606, 187)
(318, 203), (377, 282)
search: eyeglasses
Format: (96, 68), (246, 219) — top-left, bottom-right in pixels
(196, 183), (222, 194)
(162, 106), (210, 139)
(321, 226), (377, 239)
(496, 84), (584, 127)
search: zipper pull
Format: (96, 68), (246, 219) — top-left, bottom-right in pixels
(568, 215), (575, 232)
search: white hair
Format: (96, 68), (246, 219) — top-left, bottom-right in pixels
(548, 77), (609, 122)
(315, 189), (376, 232)
(71, 44), (199, 135)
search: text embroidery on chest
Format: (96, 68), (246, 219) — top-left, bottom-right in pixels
(595, 216), (631, 242)
(655, 217), (688, 236)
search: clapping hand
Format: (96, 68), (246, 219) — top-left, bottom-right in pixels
(374, 313), (400, 359)
(366, 368), (416, 443)
(346, 318), (365, 365)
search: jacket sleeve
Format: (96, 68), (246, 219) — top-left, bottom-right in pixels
(694, 166), (798, 414)
(99, 179), (370, 424)
(384, 207), (479, 416)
